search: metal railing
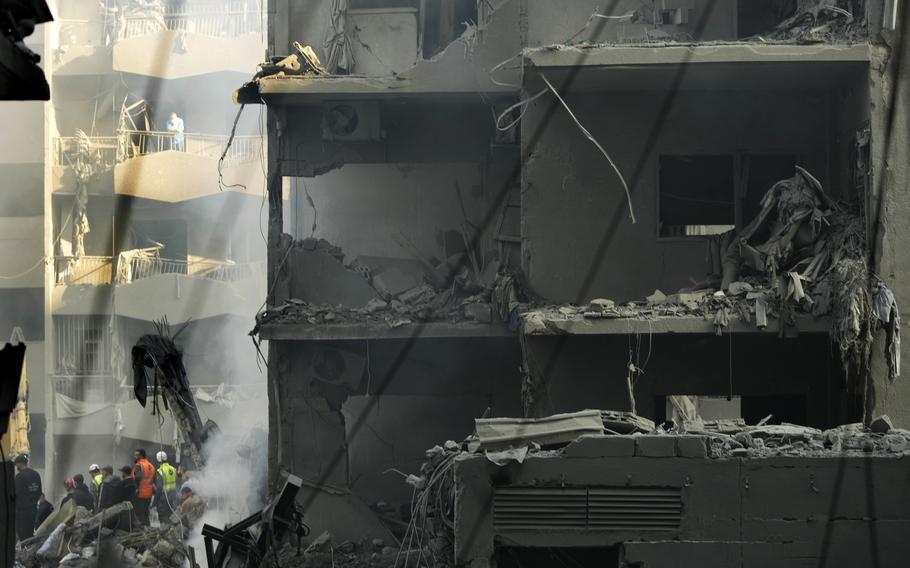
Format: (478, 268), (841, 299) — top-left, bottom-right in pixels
(54, 255), (262, 286)
(55, 256), (114, 285)
(128, 256), (263, 282)
(120, 130), (262, 164)
(54, 316), (113, 377)
(54, 136), (119, 169)
(54, 132), (261, 168)
(55, 377), (264, 404)
(120, 4), (263, 40)
(54, 374), (122, 404)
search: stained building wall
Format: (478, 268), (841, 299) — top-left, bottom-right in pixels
(869, 6), (910, 427)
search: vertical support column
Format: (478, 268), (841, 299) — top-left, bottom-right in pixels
(42, 5), (58, 502)
(869, 8), (910, 427)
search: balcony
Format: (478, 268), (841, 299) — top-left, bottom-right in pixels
(54, 4), (265, 78)
(53, 254), (265, 321)
(52, 131), (264, 199)
(52, 378), (265, 438)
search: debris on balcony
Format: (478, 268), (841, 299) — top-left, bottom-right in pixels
(255, 235), (519, 331)
(519, 167), (897, 386)
(765, 0), (867, 43)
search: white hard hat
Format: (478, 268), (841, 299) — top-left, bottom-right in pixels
(89, 464), (101, 472)
(156, 451), (168, 462)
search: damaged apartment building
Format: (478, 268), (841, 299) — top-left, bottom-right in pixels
(242, 1), (910, 566)
(0, 0), (270, 494)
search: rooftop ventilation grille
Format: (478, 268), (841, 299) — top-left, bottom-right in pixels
(493, 486), (682, 532)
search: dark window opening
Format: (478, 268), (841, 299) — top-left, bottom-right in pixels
(348, 0), (478, 58)
(736, 0), (797, 39)
(422, 0), (478, 58)
(659, 155), (735, 237)
(496, 547), (619, 568)
(741, 394), (807, 426)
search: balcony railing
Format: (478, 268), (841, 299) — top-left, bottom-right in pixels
(120, 130), (262, 165)
(55, 256), (113, 285)
(54, 254), (263, 286)
(120, 7), (263, 40)
(54, 136), (119, 169)
(54, 132), (261, 168)
(54, 377), (263, 405)
(54, 374), (122, 404)
(128, 256), (263, 283)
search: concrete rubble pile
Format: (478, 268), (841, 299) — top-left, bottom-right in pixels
(15, 502), (191, 568)
(687, 414), (910, 458)
(257, 235), (521, 330)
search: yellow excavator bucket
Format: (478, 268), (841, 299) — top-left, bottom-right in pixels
(1, 350), (28, 459)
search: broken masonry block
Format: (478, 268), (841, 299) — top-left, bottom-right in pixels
(675, 436), (708, 458)
(564, 435), (635, 458)
(634, 435), (676, 457)
(870, 415), (893, 434)
(464, 302), (493, 323)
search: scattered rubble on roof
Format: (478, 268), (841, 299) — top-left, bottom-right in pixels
(393, 406), (910, 568)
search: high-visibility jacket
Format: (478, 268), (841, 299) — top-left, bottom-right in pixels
(158, 462), (177, 492)
(133, 458), (156, 499)
(92, 473), (102, 489)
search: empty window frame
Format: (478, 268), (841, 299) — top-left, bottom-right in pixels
(658, 155), (736, 237)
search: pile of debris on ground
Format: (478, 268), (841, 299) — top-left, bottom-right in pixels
(16, 502), (191, 568)
(256, 234), (522, 330)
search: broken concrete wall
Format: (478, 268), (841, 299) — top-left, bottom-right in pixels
(524, 0), (737, 46)
(455, 452), (910, 566)
(521, 85), (858, 303)
(274, 337), (521, 539)
(525, 334), (850, 428)
(284, 0), (521, 90)
(292, 163), (483, 262)
(869, 12), (910, 428)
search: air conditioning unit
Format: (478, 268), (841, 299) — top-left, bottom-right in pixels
(308, 347), (366, 390)
(321, 101), (382, 141)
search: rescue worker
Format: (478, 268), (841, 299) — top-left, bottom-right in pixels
(88, 464), (103, 507)
(72, 474), (94, 512)
(131, 448), (155, 526)
(175, 482), (205, 527)
(13, 454), (42, 541)
(61, 476), (93, 510)
(154, 451), (178, 524)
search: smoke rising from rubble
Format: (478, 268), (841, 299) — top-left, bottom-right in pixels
(185, 427), (269, 565)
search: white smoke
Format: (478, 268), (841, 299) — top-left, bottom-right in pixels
(183, 427), (269, 566)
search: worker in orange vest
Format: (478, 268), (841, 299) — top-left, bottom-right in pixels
(131, 448), (155, 526)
